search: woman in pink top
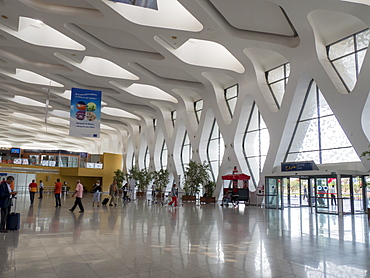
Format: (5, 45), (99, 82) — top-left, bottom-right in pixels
(69, 180), (84, 213)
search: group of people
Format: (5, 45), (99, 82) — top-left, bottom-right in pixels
(28, 179), (63, 207)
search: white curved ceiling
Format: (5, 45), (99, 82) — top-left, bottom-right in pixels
(0, 0), (367, 154)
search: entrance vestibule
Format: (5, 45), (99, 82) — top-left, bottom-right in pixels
(265, 175), (370, 214)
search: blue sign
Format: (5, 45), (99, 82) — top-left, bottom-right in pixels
(69, 88), (101, 138)
(281, 161), (318, 172)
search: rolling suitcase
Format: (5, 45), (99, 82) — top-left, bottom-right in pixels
(102, 198), (109, 206)
(7, 198), (20, 231)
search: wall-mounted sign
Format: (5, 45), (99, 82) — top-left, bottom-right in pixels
(281, 161), (318, 172)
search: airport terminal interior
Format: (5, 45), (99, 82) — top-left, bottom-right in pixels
(0, 0), (370, 277)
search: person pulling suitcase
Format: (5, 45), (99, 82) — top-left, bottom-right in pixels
(0, 176), (18, 233)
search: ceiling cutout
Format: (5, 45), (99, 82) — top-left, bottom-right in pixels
(139, 62), (199, 83)
(8, 95), (48, 107)
(77, 24), (159, 53)
(54, 53), (139, 80)
(0, 17), (85, 50)
(0, 68), (63, 87)
(209, 0), (295, 36)
(155, 36), (245, 73)
(101, 107), (140, 120)
(110, 82), (178, 103)
(102, 0), (203, 32)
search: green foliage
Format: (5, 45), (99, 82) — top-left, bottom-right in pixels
(136, 168), (153, 192)
(113, 169), (125, 188)
(183, 160), (212, 196)
(153, 168), (170, 193)
(204, 180), (216, 197)
(361, 144), (370, 172)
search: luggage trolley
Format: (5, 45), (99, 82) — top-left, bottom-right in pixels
(221, 173), (251, 207)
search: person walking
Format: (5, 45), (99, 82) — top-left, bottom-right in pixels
(329, 185), (337, 205)
(38, 180), (44, 199)
(108, 180), (117, 207)
(0, 176), (17, 233)
(168, 184), (178, 207)
(92, 180), (102, 207)
(54, 179), (62, 207)
(69, 180), (84, 213)
(28, 179), (37, 204)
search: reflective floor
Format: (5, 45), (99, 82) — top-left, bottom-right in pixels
(1, 192), (370, 278)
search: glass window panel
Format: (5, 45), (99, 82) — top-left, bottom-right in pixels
(322, 147), (360, 163)
(332, 54), (357, 91)
(328, 37), (355, 60)
(247, 156), (260, 183)
(300, 84), (318, 120)
(357, 49), (366, 73)
(227, 97), (237, 116)
(286, 151), (320, 164)
(290, 119), (319, 152)
(208, 140), (219, 161)
(245, 131), (260, 157)
(286, 63), (290, 76)
(225, 85), (238, 99)
(195, 100), (203, 110)
(182, 145), (190, 164)
(219, 136), (225, 160)
(320, 115), (352, 149)
(196, 111), (202, 122)
(267, 66), (284, 83)
(211, 122), (219, 138)
(210, 161), (219, 181)
(260, 129), (270, 156)
(247, 107), (259, 131)
(270, 80), (285, 106)
(318, 91), (333, 117)
(356, 29), (370, 50)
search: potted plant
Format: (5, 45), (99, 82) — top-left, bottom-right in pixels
(200, 180), (216, 204)
(136, 168), (153, 197)
(183, 160), (211, 202)
(114, 169), (125, 196)
(153, 168), (170, 198)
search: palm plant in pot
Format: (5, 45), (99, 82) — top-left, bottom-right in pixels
(183, 160), (211, 202)
(200, 180), (217, 204)
(153, 168), (170, 198)
(136, 168), (153, 197)
(113, 169), (125, 197)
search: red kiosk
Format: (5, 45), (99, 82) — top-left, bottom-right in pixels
(221, 172), (251, 206)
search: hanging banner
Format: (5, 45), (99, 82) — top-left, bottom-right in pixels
(69, 88), (101, 138)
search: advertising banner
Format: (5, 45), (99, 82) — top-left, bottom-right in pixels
(69, 88), (101, 138)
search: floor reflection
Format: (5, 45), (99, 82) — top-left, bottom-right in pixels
(2, 192), (370, 277)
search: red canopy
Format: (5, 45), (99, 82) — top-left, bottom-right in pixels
(222, 173), (250, 180)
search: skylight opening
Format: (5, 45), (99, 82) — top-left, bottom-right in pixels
(110, 82), (178, 103)
(0, 17), (85, 50)
(49, 110), (70, 118)
(101, 107), (140, 120)
(11, 95), (48, 107)
(102, 0), (203, 32)
(156, 37), (245, 73)
(2, 68), (63, 87)
(54, 54), (139, 80)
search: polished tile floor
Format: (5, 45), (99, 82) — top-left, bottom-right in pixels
(0, 192), (369, 278)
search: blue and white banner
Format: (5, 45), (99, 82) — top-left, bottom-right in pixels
(69, 88), (101, 138)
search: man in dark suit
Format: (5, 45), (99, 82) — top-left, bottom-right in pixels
(0, 176), (17, 233)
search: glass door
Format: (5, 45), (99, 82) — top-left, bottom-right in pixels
(300, 178), (310, 206)
(316, 178), (329, 213)
(290, 177), (300, 207)
(341, 175), (353, 214)
(353, 176), (365, 213)
(265, 177), (280, 209)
